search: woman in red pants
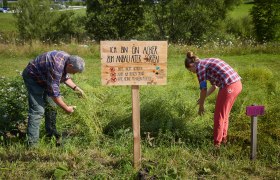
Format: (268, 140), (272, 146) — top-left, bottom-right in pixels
(185, 51), (242, 148)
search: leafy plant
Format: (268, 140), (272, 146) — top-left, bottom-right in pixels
(0, 75), (27, 137)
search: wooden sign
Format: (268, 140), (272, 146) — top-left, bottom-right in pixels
(101, 41), (167, 86)
(246, 106), (265, 116)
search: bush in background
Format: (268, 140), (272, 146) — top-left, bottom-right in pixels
(86, 0), (242, 44)
(45, 10), (87, 43)
(14, 0), (87, 43)
(86, 0), (145, 41)
(14, 0), (52, 42)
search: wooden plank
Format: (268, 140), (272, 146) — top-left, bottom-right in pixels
(101, 41), (167, 86)
(132, 85), (141, 169)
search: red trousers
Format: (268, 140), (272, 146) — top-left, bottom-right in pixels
(214, 80), (242, 145)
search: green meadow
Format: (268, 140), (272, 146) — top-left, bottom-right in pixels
(0, 43), (279, 179)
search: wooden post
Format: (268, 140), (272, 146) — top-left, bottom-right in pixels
(132, 85), (141, 169)
(246, 104), (264, 161)
(250, 116), (258, 160)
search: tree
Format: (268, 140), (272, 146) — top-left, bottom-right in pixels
(14, 0), (86, 43)
(86, 0), (242, 43)
(14, 0), (52, 41)
(86, 0), (145, 41)
(143, 0), (242, 43)
(251, 0), (280, 42)
(46, 11), (86, 43)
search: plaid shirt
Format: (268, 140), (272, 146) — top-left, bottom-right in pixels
(196, 58), (241, 89)
(25, 50), (70, 97)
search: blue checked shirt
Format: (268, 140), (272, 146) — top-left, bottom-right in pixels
(25, 50), (70, 97)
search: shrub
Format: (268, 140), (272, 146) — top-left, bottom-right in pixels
(14, 0), (87, 43)
(45, 11), (87, 43)
(0, 75), (27, 137)
(14, 0), (52, 42)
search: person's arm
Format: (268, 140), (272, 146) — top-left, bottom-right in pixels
(64, 78), (86, 97)
(64, 78), (77, 90)
(51, 96), (75, 114)
(198, 89), (207, 115)
(197, 85), (217, 115)
(206, 84), (217, 97)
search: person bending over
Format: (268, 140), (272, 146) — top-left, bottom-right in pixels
(22, 50), (85, 147)
(185, 51), (242, 148)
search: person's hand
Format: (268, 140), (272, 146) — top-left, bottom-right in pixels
(74, 86), (86, 98)
(198, 106), (205, 116)
(65, 106), (75, 114)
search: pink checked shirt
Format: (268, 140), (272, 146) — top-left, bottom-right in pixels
(196, 58), (241, 89)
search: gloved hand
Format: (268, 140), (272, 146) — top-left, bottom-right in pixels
(74, 86), (86, 98)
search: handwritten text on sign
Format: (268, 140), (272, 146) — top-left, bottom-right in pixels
(101, 41), (167, 86)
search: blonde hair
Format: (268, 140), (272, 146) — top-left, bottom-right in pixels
(185, 51), (199, 68)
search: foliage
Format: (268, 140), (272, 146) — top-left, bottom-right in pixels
(86, 0), (243, 43)
(14, 0), (52, 42)
(225, 16), (254, 39)
(5, 0), (280, 45)
(86, 0), (145, 41)
(250, 0), (280, 42)
(0, 75), (27, 134)
(45, 11), (86, 43)
(13, 0), (87, 43)
(143, 0), (243, 43)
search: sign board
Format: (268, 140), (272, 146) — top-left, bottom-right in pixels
(246, 106), (265, 116)
(101, 41), (167, 86)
